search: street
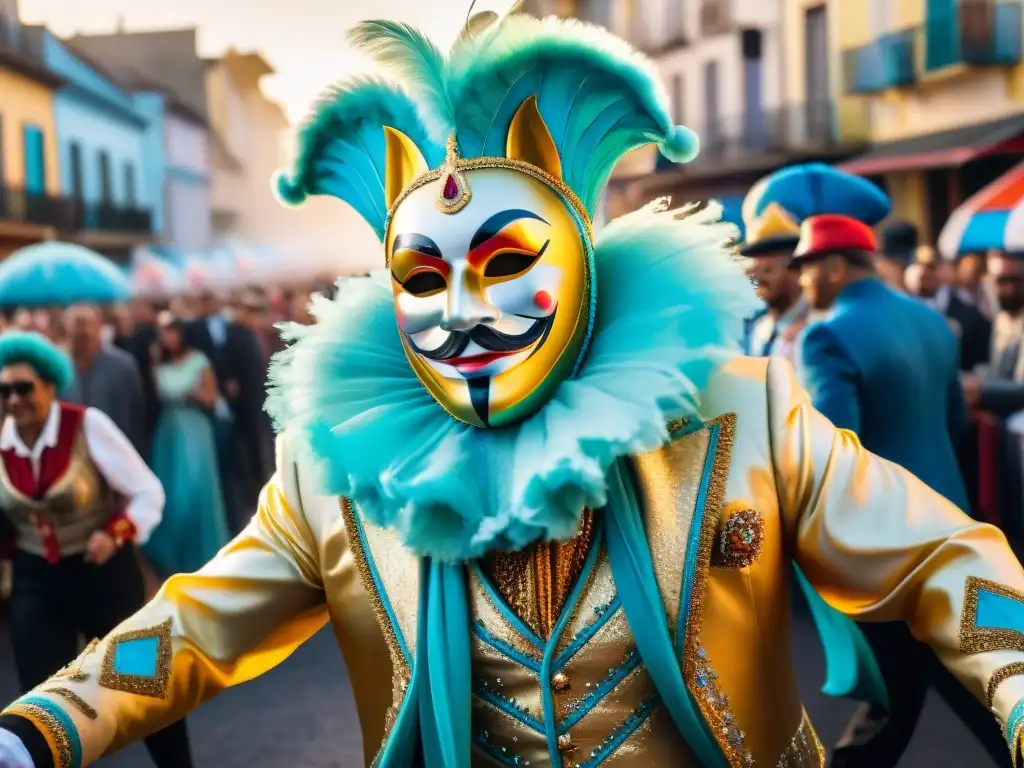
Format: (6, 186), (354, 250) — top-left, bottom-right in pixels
(0, 601), (998, 767)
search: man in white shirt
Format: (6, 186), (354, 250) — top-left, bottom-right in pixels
(0, 331), (193, 768)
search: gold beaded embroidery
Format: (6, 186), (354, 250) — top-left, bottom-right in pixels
(51, 639), (98, 684)
(776, 712), (824, 767)
(384, 151), (594, 255)
(989, 662), (1024, 707)
(713, 506), (765, 569)
(41, 688), (97, 720)
(98, 618), (173, 698)
(1, 702), (76, 768)
(339, 497), (412, 762)
(681, 414), (742, 765)
(960, 577), (1024, 654)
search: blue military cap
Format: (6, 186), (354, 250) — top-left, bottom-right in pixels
(746, 163), (892, 227)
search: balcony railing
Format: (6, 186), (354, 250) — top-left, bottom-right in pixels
(656, 101), (857, 171)
(79, 203), (153, 234)
(925, 0), (1022, 71)
(0, 186), (78, 231)
(843, 29), (918, 93)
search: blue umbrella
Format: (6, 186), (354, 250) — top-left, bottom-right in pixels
(0, 241), (131, 307)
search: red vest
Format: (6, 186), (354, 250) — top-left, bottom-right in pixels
(1, 403), (85, 499)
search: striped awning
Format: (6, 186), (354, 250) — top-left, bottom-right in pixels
(938, 161), (1024, 258)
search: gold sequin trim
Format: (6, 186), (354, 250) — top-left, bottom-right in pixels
(777, 712), (825, 767)
(52, 639), (98, 684)
(339, 497), (411, 762)
(713, 506), (765, 569)
(385, 153), (594, 253)
(483, 510), (595, 640)
(989, 662), (1024, 708)
(2, 702), (75, 768)
(98, 618), (173, 698)
(960, 576), (1024, 654)
(681, 413), (741, 765)
(41, 688), (97, 720)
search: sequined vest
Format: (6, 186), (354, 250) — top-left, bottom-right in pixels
(0, 404), (120, 558)
(342, 415), (826, 767)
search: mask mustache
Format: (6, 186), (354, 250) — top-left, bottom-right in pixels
(410, 313), (554, 361)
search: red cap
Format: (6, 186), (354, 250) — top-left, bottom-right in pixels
(793, 214), (878, 260)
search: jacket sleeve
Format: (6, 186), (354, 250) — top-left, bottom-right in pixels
(0, 438), (329, 768)
(798, 322), (862, 433)
(766, 356), (1024, 765)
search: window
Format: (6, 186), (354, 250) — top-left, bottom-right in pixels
(804, 5), (831, 140)
(742, 30), (765, 147)
(124, 162), (136, 207)
(579, 0), (613, 28)
(22, 124), (45, 194)
(667, 0), (685, 41)
(68, 142), (83, 200)
(98, 151), (112, 204)
(703, 60), (721, 141)
(671, 74), (685, 123)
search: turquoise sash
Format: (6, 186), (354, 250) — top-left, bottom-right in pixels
(794, 566), (889, 708)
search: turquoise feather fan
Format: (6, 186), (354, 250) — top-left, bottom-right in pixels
(276, 12), (699, 235)
(274, 77), (444, 240)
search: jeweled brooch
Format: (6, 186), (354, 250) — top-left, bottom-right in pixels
(714, 508), (764, 569)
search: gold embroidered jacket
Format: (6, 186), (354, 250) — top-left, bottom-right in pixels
(5, 357), (1024, 768)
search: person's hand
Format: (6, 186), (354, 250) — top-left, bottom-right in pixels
(962, 373), (982, 410)
(84, 531), (117, 566)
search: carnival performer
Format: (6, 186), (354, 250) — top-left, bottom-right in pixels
(0, 332), (194, 768)
(3, 12), (1024, 768)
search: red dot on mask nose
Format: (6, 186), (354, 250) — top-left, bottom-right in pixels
(534, 290), (553, 312)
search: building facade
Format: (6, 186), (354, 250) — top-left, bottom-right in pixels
(834, 0), (1024, 242)
(205, 49), (378, 275)
(22, 27), (154, 256)
(588, 0), (868, 223)
(70, 28), (213, 255)
(0, 6), (68, 255)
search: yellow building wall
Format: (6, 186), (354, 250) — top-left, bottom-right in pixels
(894, 0), (925, 29)
(0, 69), (60, 194)
(885, 170), (927, 233)
(834, 0), (871, 50)
(782, 0), (871, 143)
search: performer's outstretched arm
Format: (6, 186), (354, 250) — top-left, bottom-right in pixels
(767, 356), (1024, 764)
(0, 438), (329, 768)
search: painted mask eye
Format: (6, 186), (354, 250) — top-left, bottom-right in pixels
(402, 271), (447, 297)
(484, 250), (541, 279)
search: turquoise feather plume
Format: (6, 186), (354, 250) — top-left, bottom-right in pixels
(273, 77), (443, 240)
(282, 12), (699, 229)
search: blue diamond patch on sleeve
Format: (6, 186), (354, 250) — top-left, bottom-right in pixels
(960, 577), (1024, 655)
(99, 618), (173, 698)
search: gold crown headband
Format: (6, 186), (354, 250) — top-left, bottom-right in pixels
(381, 96), (594, 256)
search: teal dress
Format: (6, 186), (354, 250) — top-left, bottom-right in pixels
(143, 352), (230, 576)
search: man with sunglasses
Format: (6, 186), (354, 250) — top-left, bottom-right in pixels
(0, 332), (195, 768)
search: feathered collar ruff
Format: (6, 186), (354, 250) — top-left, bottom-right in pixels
(266, 202), (757, 562)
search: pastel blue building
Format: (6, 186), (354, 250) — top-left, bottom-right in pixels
(24, 26), (155, 243)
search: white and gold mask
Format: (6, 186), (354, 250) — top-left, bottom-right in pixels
(384, 97), (595, 427)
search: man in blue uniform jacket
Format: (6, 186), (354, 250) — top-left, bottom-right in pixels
(792, 212), (1006, 767)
